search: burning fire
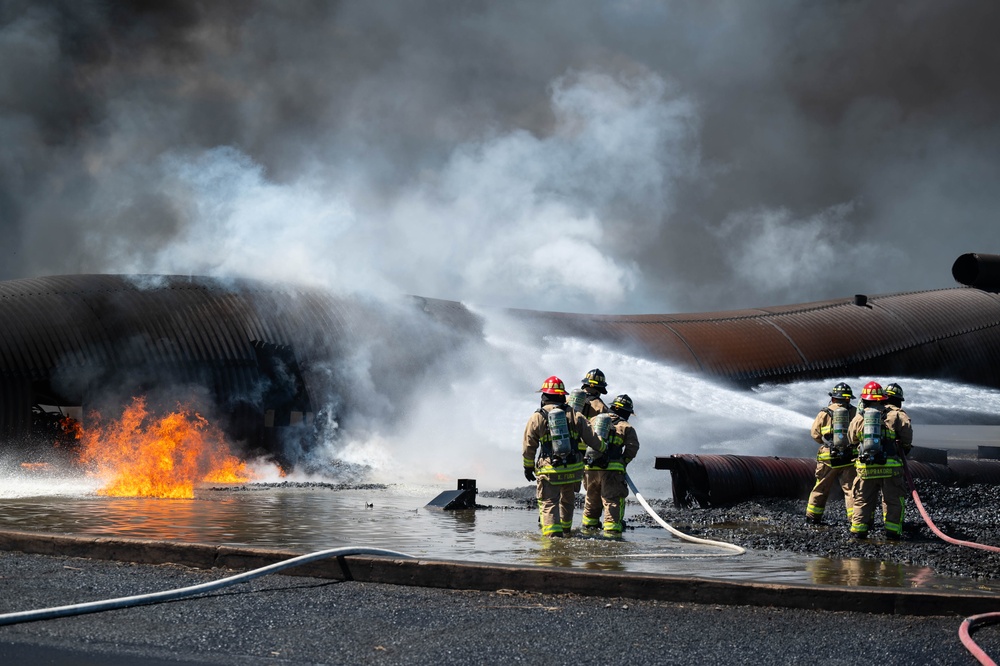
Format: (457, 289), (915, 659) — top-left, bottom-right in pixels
(77, 396), (253, 498)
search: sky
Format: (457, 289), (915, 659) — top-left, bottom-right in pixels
(3, 0), (999, 316)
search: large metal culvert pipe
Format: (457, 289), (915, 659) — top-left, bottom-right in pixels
(656, 454), (1000, 508)
(952, 252), (1000, 292)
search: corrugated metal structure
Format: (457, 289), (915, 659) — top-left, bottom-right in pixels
(3, 252), (1000, 461)
(0, 274), (480, 462)
(513, 286), (1000, 388)
(656, 454), (1000, 507)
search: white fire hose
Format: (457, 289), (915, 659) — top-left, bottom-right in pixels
(626, 474), (746, 556)
(0, 546), (413, 627)
(0, 479), (745, 626)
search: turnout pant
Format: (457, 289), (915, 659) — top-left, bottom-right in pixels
(851, 473), (907, 536)
(582, 469), (628, 533)
(806, 462), (857, 521)
(536, 478), (581, 536)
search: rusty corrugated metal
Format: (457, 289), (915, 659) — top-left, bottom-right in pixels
(659, 454), (1000, 507)
(946, 459), (1000, 485)
(4, 264), (1000, 453)
(513, 286), (1000, 388)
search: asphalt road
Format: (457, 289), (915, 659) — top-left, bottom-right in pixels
(0, 551), (995, 665)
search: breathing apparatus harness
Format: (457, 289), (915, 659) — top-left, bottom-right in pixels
(822, 402), (855, 465)
(857, 405), (888, 465)
(535, 404), (580, 467)
(586, 412), (627, 468)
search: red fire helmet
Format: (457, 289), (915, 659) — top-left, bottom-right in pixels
(538, 376), (567, 395)
(861, 381), (886, 401)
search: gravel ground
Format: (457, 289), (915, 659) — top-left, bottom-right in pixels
(636, 478), (1000, 582)
(0, 551), (996, 666)
(487, 478), (1000, 581)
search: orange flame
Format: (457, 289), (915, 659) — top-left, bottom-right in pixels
(60, 416), (83, 442)
(77, 396), (253, 498)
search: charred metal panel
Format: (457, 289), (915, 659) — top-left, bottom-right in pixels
(947, 459), (1000, 485)
(0, 275), (482, 456)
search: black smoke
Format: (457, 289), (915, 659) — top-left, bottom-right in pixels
(2, 1), (999, 313)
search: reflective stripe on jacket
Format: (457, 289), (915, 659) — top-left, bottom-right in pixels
(848, 405), (913, 478)
(584, 415), (639, 472)
(523, 404), (604, 484)
(811, 402), (858, 463)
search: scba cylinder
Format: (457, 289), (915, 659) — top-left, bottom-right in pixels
(587, 412), (613, 463)
(547, 407), (573, 456)
(859, 407), (883, 462)
(567, 388), (588, 413)
(591, 413), (612, 441)
(830, 405), (850, 452)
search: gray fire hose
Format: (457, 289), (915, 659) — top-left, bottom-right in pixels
(0, 546), (413, 626)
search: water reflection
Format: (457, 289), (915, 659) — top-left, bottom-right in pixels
(0, 481), (995, 593)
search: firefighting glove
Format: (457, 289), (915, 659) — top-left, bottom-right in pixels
(524, 468), (536, 482)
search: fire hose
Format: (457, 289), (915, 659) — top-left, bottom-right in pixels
(901, 458), (1000, 665)
(0, 546), (413, 627)
(626, 473), (745, 556)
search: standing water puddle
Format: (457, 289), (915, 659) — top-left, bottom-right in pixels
(0, 478), (995, 594)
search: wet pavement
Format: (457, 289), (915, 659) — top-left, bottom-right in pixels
(1, 474), (999, 594)
(1, 551), (994, 666)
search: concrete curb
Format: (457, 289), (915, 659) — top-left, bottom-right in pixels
(0, 529), (996, 616)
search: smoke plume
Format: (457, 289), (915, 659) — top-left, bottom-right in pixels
(3, 1), (999, 312)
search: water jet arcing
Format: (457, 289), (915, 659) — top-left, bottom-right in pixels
(1, 252), (999, 474)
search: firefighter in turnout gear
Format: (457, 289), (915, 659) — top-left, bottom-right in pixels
(884, 382), (906, 411)
(579, 368), (610, 419)
(581, 394), (640, 537)
(806, 382), (858, 524)
(848, 381), (913, 540)
(522, 376), (606, 537)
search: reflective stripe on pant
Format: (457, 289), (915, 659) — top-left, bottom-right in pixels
(806, 461), (857, 520)
(537, 478), (580, 535)
(851, 473), (906, 536)
(582, 469), (628, 532)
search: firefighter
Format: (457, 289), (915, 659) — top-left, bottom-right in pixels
(581, 394), (640, 537)
(522, 375), (605, 537)
(805, 382), (858, 525)
(848, 381), (913, 540)
(579, 368), (610, 419)
(885, 382), (906, 411)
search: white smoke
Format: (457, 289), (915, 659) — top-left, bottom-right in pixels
(711, 203), (904, 305)
(328, 309), (817, 493)
(4, 2), (999, 311)
(5, 1), (1000, 489)
(79, 68), (698, 313)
